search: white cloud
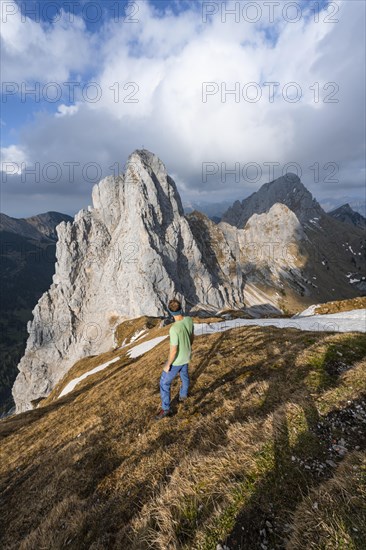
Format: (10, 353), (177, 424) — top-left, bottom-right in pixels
(1, 0), (365, 216)
(0, 0), (96, 82)
(0, 144), (28, 174)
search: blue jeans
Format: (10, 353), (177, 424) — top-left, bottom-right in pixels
(160, 363), (189, 411)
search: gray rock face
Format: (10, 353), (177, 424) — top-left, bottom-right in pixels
(12, 150), (245, 411)
(219, 203), (309, 306)
(220, 202), (306, 271)
(188, 203), (307, 312)
(221, 173), (323, 228)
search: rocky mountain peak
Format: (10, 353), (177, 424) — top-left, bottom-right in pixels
(221, 173), (324, 228)
(89, 149), (184, 234)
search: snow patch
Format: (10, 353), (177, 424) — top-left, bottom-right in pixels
(127, 335), (168, 358)
(118, 329), (148, 349)
(58, 335), (168, 399)
(194, 309), (366, 335)
(295, 304), (318, 317)
(130, 329), (147, 343)
(59, 356), (121, 397)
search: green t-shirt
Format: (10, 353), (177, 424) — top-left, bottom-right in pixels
(169, 316), (194, 366)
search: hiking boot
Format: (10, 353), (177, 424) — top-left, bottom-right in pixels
(179, 396), (188, 403)
(155, 409), (171, 420)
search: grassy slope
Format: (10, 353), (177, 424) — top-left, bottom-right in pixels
(0, 318), (365, 550)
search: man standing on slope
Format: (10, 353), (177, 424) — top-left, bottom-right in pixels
(155, 298), (194, 420)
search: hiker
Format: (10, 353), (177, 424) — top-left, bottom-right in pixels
(155, 299), (194, 420)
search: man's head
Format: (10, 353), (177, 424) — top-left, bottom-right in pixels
(168, 299), (183, 317)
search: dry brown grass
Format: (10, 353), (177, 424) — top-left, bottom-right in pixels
(0, 319), (365, 549)
(313, 296), (366, 315)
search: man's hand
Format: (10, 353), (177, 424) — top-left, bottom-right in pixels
(163, 361), (171, 373)
(164, 344), (178, 373)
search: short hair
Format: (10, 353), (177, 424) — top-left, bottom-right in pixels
(168, 299), (182, 312)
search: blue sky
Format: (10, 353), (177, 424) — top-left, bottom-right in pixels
(1, 0), (365, 217)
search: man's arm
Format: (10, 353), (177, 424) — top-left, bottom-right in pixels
(164, 344), (178, 372)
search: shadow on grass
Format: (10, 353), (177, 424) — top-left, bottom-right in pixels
(221, 334), (366, 549)
(223, 397), (366, 549)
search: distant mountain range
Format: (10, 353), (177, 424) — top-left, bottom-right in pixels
(321, 197), (366, 218)
(0, 211), (73, 241)
(184, 197), (366, 226)
(328, 203), (366, 229)
(0, 211), (72, 414)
